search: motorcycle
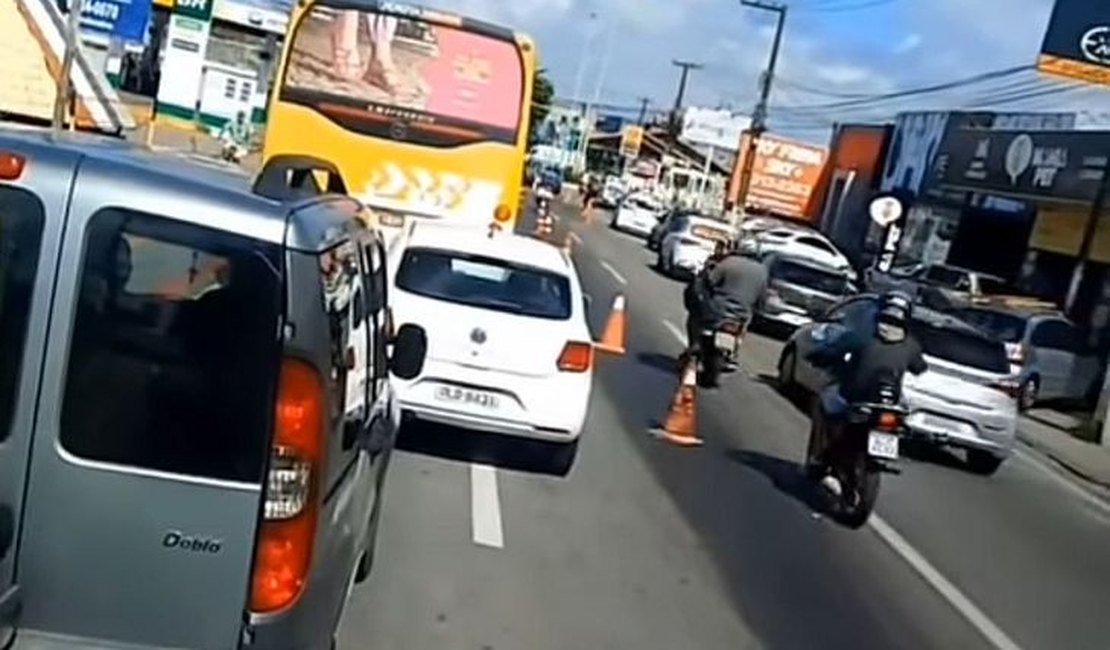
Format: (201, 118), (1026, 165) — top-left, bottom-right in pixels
(805, 382), (906, 528)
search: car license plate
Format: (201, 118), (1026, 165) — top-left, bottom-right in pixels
(435, 386), (500, 410)
(867, 431), (899, 460)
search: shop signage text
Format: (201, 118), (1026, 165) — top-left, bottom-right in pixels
(930, 129), (1110, 203)
(739, 133), (827, 219)
(80, 0), (151, 42)
(174, 0), (213, 21)
(870, 192), (911, 274)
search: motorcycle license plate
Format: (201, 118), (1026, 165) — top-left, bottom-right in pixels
(867, 431), (899, 460)
(714, 331), (735, 351)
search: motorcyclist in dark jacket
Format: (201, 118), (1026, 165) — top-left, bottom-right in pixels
(805, 292), (927, 490)
(683, 238), (768, 365)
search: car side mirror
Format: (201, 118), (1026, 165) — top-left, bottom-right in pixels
(389, 324), (428, 380)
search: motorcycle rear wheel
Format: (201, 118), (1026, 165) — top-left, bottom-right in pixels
(833, 455), (880, 529)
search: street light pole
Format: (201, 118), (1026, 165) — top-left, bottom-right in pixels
(669, 60), (703, 134)
(637, 97), (651, 125)
(571, 11), (599, 106)
(734, 0), (787, 215)
(53, 0), (84, 133)
(578, 18), (613, 175)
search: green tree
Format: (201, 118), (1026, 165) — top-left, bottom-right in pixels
(528, 68), (555, 144)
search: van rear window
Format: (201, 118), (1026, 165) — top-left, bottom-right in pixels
(61, 210), (283, 483)
(0, 187), (45, 442)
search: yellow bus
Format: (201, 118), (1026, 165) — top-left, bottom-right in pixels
(263, 0), (536, 231)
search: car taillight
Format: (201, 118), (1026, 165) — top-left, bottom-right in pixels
(250, 358), (325, 614)
(876, 410), (901, 431)
(0, 152), (26, 180)
(1004, 343), (1025, 365)
(989, 380), (1021, 399)
(557, 342), (594, 373)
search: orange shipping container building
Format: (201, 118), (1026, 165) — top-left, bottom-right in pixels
(727, 132), (829, 221)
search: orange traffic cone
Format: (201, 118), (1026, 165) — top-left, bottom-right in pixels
(651, 360), (704, 447)
(595, 295), (627, 355)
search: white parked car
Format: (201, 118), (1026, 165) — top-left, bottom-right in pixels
(612, 192), (664, 237)
(389, 223), (594, 474)
(755, 227), (855, 276)
(656, 215), (734, 278)
(778, 296), (1018, 475)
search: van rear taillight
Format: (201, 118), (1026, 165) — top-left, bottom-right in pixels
(251, 358), (325, 614)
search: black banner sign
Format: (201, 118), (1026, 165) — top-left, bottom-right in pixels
(1038, 0), (1110, 85)
(929, 129), (1110, 204)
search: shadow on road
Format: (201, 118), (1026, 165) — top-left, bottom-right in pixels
(636, 351), (682, 376)
(724, 448), (827, 515)
(396, 420), (570, 477)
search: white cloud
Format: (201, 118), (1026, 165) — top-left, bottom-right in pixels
(892, 33), (922, 55)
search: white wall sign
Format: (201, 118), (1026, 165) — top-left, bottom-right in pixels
(680, 108), (751, 151)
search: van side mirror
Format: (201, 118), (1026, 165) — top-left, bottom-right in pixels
(390, 324), (427, 380)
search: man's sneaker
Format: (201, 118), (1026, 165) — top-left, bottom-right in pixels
(820, 475), (843, 498)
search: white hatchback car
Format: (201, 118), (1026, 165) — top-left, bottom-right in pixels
(779, 297), (1018, 475)
(612, 192), (664, 237)
(389, 223), (594, 473)
(657, 215), (734, 278)
(755, 227), (854, 275)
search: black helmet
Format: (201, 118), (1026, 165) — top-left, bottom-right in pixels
(879, 291), (913, 326)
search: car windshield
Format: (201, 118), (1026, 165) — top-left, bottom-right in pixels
(957, 309), (1027, 343)
(771, 259), (853, 294)
(396, 247), (571, 320)
(911, 322), (1011, 374)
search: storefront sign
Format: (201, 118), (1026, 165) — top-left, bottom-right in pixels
(741, 133), (827, 219)
(619, 125), (644, 159)
(212, 0), (287, 33)
(1038, 0), (1110, 85)
(880, 111), (1078, 196)
(80, 0), (151, 41)
(929, 129), (1110, 203)
(680, 108), (750, 152)
(870, 192), (911, 273)
(174, 0), (213, 21)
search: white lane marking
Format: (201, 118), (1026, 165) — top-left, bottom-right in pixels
(869, 516), (1022, 650)
(663, 320), (687, 346)
(569, 231), (583, 246)
(599, 260), (628, 286)
(1014, 445), (1110, 517)
(470, 464), (504, 549)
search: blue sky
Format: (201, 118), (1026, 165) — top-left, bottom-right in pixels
(432, 0), (1110, 142)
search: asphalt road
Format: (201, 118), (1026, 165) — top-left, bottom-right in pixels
(338, 201), (1110, 650)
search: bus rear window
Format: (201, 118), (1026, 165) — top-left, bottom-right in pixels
(283, 5), (524, 142)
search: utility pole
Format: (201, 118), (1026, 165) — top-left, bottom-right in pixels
(733, 0), (787, 215)
(669, 60), (703, 134)
(637, 97), (651, 125)
(53, 0), (84, 133)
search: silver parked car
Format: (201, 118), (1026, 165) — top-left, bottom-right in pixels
(0, 130), (427, 649)
(956, 306), (1105, 410)
(756, 254), (858, 330)
(778, 295), (1018, 475)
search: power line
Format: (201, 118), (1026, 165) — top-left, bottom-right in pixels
(773, 64), (1033, 112)
(795, 0), (897, 12)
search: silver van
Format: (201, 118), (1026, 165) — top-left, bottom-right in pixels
(0, 130), (426, 649)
